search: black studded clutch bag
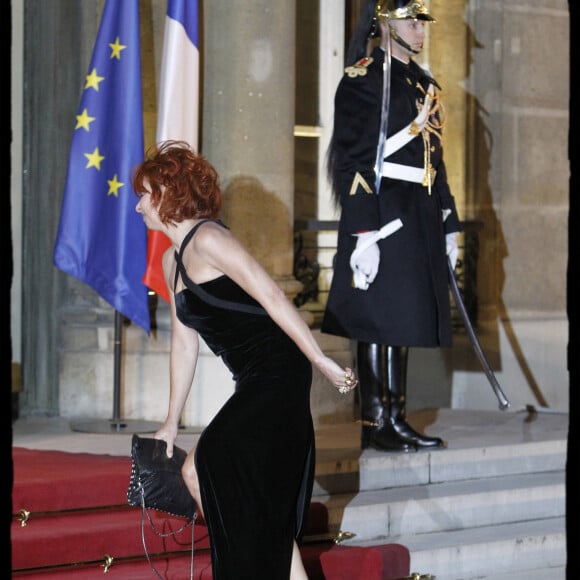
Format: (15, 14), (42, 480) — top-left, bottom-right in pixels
(127, 434), (197, 519)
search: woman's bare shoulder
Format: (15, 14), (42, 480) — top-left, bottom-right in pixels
(195, 219), (236, 249)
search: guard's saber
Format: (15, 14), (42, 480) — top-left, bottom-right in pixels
(448, 258), (510, 410)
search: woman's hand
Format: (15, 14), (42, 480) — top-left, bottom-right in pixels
(154, 421), (179, 457)
(316, 356), (358, 394)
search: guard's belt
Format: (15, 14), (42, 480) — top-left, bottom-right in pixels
(381, 161), (436, 185)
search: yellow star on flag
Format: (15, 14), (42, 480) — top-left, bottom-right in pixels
(107, 174), (124, 197)
(109, 37), (127, 60)
(85, 68), (105, 91)
(75, 108), (96, 132)
(84, 147), (105, 170)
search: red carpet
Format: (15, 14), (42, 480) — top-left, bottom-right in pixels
(12, 447), (410, 579)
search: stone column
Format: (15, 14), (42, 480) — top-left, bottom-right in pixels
(202, 0), (301, 297)
(428, 0), (468, 219)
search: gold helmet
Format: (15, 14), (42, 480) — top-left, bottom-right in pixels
(375, 0), (436, 22)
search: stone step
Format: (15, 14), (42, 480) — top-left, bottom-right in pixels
(316, 470), (565, 541)
(371, 517), (567, 580)
(313, 408), (567, 495)
(315, 439), (567, 496)
(476, 566), (566, 580)
(477, 566), (566, 580)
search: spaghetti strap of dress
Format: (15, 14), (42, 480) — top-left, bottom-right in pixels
(172, 219), (224, 293)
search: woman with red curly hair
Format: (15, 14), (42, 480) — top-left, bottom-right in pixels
(133, 140), (357, 580)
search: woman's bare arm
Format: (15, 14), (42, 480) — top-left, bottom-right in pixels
(154, 248), (200, 457)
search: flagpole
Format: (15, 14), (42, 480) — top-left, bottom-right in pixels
(112, 308), (123, 422)
(71, 310), (162, 433)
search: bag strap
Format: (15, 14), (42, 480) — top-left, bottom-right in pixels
(138, 486), (197, 579)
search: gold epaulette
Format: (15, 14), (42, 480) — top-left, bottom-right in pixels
(344, 57), (374, 78)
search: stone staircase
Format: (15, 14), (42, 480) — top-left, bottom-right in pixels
(312, 407), (568, 580)
(12, 403), (568, 578)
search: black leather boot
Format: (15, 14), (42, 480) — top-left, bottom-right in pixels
(387, 346), (445, 449)
(357, 342), (416, 452)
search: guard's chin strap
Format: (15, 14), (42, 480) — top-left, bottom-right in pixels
(390, 26), (421, 55)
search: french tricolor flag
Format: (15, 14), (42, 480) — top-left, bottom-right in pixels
(143, 0), (200, 302)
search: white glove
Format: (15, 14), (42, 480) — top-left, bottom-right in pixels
(446, 232), (459, 270)
(351, 232), (380, 290)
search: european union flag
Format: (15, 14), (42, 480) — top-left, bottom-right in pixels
(54, 0), (150, 333)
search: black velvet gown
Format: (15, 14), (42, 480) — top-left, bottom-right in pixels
(173, 219), (315, 579)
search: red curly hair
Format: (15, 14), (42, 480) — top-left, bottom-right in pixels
(132, 140), (222, 224)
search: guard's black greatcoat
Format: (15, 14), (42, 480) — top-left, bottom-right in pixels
(321, 46), (461, 347)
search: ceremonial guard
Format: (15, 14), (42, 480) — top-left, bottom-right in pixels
(322, 0), (462, 452)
